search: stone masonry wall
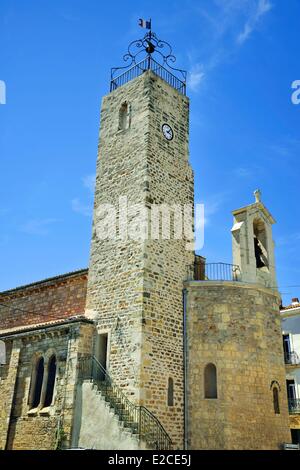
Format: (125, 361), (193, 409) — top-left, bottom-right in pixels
(0, 329), (70, 450)
(186, 281), (291, 449)
(0, 340), (20, 449)
(86, 71), (194, 448)
(0, 321), (94, 450)
(85, 74), (150, 404)
(290, 415), (300, 429)
(140, 73), (194, 448)
(0, 271), (88, 332)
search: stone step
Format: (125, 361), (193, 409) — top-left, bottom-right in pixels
(79, 381), (142, 450)
(90, 381), (148, 445)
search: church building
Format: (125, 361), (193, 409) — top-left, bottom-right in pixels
(0, 27), (292, 450)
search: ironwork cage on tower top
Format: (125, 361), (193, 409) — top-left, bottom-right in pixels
(110, 29), (187, 95)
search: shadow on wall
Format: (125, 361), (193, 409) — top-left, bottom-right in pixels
(71, 383), (83, 448)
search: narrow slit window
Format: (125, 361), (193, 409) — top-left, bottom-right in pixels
(118, 102), (130, 130)
(273, 387), (280, 414)
(30, 357), (44, 409)
(168, 377), (174, 406)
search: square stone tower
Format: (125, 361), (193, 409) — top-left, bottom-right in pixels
(85, 41), (194, 447)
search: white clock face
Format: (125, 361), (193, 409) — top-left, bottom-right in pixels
(162, 123), (173, 141)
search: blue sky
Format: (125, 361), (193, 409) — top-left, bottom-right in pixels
(0, 0), (299, 305)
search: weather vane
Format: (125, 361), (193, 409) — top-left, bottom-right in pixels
(110, 18), (187, 94)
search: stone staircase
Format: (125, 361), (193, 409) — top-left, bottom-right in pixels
(76, 355), (172, 450)
(99, 382), (139, 435)
(76, 381), (143, 450)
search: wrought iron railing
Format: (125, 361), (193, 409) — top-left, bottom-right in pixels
(187, 262), (241, 282)
(285, 351), (300, 366)
(78, 355), (172, 450)
(288, 398), (300, 414)
(110, 57), (186, 95)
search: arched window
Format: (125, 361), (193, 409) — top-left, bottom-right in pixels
(118, 102), (130, 131)
(44, 355), (57, 407)
(273, 387), (280, 414)
(204, 363), (217, 399)
(30, 357), (44, 409)
(253, 219), (269, 269)
(167, 377), (174, 406)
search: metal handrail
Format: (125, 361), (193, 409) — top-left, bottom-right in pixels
(285, 351), (300, 366)
(110, 57), (186, 95)
(187, 262), (241, 282)
(78, 355), (172, 450)
(288, 398), (300, 414)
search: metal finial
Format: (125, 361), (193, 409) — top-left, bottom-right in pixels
(110, 28), (187, 94)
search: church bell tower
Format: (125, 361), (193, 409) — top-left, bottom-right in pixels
(85, 27), (194, 448)
(231, 189), (277, 288)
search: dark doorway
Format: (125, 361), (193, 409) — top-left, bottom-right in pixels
(95, 333), (108, 380)
(291, 429), (300, 445)
(287, 379), (296, 401)
(283, 334), (291, 362)
(283, 334), (291, 355)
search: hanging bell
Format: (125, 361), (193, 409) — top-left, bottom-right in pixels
(146, 41), (155, 54)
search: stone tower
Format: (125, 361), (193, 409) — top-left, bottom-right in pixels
(185, 192), (291, 449)
(85, 31), (194, 448)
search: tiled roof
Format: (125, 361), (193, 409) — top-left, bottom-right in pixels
(0, 268), (88, 297)
(0, 315), (94, 338)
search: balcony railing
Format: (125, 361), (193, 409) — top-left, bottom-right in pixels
(285, 351), (300, 366)
(288, 398), (300, 414)
(110, 57), (186, 95)
(187, 262), (241, 282)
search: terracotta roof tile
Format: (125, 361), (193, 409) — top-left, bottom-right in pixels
(0, 268), (88, 297)
(0, 315), (93, 337)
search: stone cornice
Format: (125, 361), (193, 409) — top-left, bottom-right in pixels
(184, 280), (281, 300)
(0, 316), (94, 341)
(232, 201), (276, 225)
